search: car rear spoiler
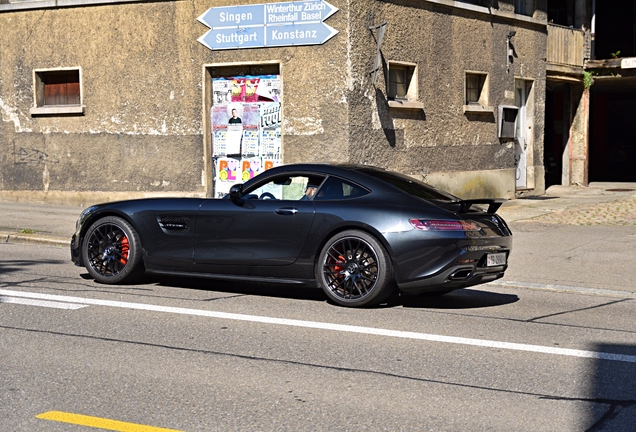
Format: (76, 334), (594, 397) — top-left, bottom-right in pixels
(456, 199), (506, 214)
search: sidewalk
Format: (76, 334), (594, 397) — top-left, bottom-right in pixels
(1, 182), (636, 247)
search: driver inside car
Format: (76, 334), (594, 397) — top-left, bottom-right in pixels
(303, 184), (319, 200)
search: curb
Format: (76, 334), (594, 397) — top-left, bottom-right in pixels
(2, 233), (70, 247)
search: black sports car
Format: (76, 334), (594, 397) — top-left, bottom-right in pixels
(71, 163), (512, 307)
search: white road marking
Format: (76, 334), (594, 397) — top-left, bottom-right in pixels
(2, 288), (635, 364)
(0, 295), (88, 310)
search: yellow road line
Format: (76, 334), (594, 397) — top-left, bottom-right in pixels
(36, 411), (183, 431)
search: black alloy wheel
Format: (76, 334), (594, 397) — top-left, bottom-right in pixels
(316, 230), (394, 307)
(82, 216), (143, 284)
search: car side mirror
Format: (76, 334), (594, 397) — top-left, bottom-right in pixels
(229, 184), (243, 200)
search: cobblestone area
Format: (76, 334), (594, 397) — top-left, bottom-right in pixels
(516, 196), (636, 226)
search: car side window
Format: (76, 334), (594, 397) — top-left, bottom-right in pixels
(314, 176), (370, 201)
(246, 174), (325, 201)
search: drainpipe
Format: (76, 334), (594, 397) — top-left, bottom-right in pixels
(591, 0), (596, 59)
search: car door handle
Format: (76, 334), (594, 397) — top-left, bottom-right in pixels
(275, 207), (298, 215)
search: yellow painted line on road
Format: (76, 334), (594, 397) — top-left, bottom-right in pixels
(36, 411), (183, 431)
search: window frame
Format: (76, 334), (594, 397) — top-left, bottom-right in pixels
(30, 67), (85, 116)
(386, 61), (424, 110)
(463, 71), (493, 113)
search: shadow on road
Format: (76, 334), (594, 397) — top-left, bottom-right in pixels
(0, 259), (66, 275)
(135, 274), (519, 310)
(395, 288), (519, 309)
(584, 343), (636, 431)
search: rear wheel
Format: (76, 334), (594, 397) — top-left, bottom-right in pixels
(316, 230), (394, 307)
(82, 216), (144, 284)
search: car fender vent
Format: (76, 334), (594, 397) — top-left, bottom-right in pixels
(158, 216), (190, 234)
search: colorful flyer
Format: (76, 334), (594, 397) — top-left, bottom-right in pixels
(262, 157), (282, 172)
(240, 157), (263, 181)
(245, 77), (260, 103)
(214, 157), (240, 197)
(231, 77), (246, 102)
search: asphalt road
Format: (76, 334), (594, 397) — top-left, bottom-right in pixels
(1, 224), (635, 431)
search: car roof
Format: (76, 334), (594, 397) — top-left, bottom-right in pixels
(247, 163), (456, 201)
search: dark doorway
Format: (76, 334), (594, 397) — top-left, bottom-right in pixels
(544, 81), (571, 187)
(589, 79), (636, 182)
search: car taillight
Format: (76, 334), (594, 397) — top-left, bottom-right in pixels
(409, 219), (480, 231)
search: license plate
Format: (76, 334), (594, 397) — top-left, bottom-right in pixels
(486, 252), (507, 267)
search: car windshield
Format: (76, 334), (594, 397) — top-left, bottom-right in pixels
(356, 167), (458, 202)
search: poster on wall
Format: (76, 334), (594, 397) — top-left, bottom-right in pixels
(240, 157), (262, 181)
(211, 75), (282, 197)
(256, 75), (281, 102)
(260, 102), (282, 157)
(241, 103), (261, 156)
(213, 78), (232, 105)
(214, 157), (240, 198)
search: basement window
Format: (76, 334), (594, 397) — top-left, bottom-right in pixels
(387, 61), (423, 109)
(464, 72), (493, 113)
(30, 68), (85, 116)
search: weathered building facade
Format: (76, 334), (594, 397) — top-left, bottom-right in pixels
(545, 0), (636, 187)
(1, 0), (548, 205)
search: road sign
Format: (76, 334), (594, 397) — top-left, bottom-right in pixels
(264, 1), (338, 25)
(198, 0), (339, 50)
(198, 5), (265, 29)
(266, 22), (337, 47)
(198, 27), (266, 51)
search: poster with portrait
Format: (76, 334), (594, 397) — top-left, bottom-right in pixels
(225, 104), (244, 155)
(241, 103), (260, 156)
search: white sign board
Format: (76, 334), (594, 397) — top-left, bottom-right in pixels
(621, 57), (636, 69)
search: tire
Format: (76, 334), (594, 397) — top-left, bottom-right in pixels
(82, 216), (144, 284)
(316, 230), (394, 307)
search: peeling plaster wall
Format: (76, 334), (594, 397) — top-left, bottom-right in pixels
(0, 0), (351, 196)
(345, 0), (547, 198)
(1, 2), (207, 193)
(1, 0), (547, 200)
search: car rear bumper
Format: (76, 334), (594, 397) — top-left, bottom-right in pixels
(396, 262), (507, 294)
(385, 229), (512, 294)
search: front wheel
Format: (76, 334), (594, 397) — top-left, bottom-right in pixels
(316, 230), (394, 307)
(82, 216), (144, 284)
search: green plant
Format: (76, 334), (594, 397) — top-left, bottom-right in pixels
(583, 71), (595, 90)
(610, 50), (621, 59)
(18, 228), (36, 234)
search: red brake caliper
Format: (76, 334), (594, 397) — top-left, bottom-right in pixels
(333, 255), (346, 277)
(120, 236), (129, 265)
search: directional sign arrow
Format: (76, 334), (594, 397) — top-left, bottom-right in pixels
(198, 27), (266, 50)
(197, 1), (339, 50)
(198, 4), (265, 29)
(264, 0), (338, 25)
(266, 22), (337, 47)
